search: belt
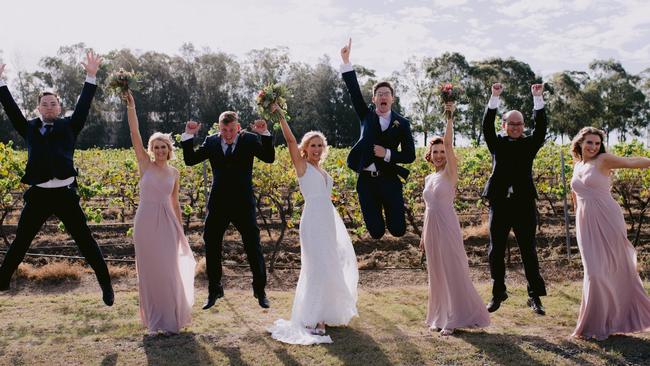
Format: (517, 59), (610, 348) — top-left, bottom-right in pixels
(361, 170), (381, 178)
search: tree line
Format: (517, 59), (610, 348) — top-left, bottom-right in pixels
(0, 43), (649, 148)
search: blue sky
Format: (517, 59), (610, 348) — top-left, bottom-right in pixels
(1, 0), (649, 80)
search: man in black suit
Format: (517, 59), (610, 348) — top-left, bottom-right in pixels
(181, 112), (275, 309)
(482, 82), (547, 315)
(340, 39), (415, 239)
(0, 53), (114, 306)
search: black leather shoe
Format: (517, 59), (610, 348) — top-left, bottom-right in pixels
(254, 291), (270, 309)
(202, 286), (224, 310)
(486, 293), (508, 313)
(527, 296), (546, 315)
(101, 284), (114, 306)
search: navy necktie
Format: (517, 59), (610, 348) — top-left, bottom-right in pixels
(225, 143), (233, 157)
(43, 124), (54, 136)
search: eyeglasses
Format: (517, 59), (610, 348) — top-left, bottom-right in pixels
(375, 91), (392, 97)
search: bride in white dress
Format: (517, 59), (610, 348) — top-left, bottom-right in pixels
(267, 104), (359, 345)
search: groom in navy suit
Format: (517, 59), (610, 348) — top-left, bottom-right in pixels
(0, 53), (113, 306)
(181, 112), (275, 309)
(340, 39), (415, 239)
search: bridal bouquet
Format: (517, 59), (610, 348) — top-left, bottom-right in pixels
(256, 83), (290, 124)
(106, 68), (141, 98)
(438, 82), (463, 118)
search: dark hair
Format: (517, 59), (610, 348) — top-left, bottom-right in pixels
(570, 127), (607, 162)
(424, 136), (444, 163)
(38, 91), (61, 104)
(373, 81), (394, 96)
(218, 111), (239, 124)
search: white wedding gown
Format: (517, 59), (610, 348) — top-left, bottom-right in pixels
(268, 163), (359, 344)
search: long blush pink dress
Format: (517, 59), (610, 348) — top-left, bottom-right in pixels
(133, 167), (196, 334)
(571, 161), (650, 340)
(422, 167), (490, 330)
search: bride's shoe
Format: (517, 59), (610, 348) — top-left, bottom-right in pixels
(310, 328), (326, 335)
(440, 328), (454, 336)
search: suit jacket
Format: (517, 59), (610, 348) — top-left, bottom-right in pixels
(342, 70), (415, 179)
(0, 83), (96, 185)
(482, 106), (547, 201)
(181, 131), (275, 210)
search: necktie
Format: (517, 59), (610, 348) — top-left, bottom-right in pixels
(225, 143), (233, 156)
(43, 124), (54, 136)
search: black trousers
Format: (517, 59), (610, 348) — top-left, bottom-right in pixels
(488, 197), (546, 298)
(0, 185), (111, 288)
(357, 172), (407, 239)
(203, 205), (266, 294)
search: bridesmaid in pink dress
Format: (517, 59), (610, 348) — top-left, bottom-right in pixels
(419, 102), (490, 336)
(125, 93), (196, 335)
(570, 126), (650, 340)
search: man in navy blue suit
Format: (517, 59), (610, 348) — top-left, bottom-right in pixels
(340, 39), (415, 239)
(0, 52), (113, 306)
(181, 113), (275, 310)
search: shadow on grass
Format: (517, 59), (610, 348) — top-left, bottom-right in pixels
(588, 334), (650, 365)
(142, 332), (213, 366)
(458, 332), (584, 366)
(323, 326), (393, 366)
(358, 306), (426, 365)
(219, 300), (302, 366)
(100, 353), (118, 366)
(459, 331), (650, 366)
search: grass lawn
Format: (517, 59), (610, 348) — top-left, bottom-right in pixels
(1, 281), (649, 365)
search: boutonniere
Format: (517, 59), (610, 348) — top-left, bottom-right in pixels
(392, 120), (400, 128)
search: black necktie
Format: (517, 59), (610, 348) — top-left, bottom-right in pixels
(225, 143), (233, 157)
(43, 124), (54, 136)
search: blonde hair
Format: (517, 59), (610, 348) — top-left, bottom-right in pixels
(298, 131), (328, 163)
(424, 136), (444, 163)
(570, 127), (606, 162)
(147, 132), (176, 160)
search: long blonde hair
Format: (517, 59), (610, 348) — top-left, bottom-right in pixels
(298, 131), (329, 163)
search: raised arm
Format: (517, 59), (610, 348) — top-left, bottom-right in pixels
(600, 153), (650, 171)
(0, 64), (28, 137)
(482, 83), (502, 152)
(124, 92), (150, 173)
(340, 38), (368, 121)
(530, 83), (547, 150)
(181, 121), (211, 166)
(249, 119), (275, 163)
(443, 102), (458, 181)
(69, 51), (101, 134)
(273, 104), (306, 176)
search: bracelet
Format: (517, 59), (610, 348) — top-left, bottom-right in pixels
(127, 107), (135, 110)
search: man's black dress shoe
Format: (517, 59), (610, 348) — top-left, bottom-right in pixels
(101, 284), (114, 306)
(486, 293), (508, 313)
(254, 291), (270, 309)
(527, 296), (546, 315)
(202, 286), (224, 310)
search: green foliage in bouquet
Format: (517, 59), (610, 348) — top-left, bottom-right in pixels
(256, 83), (291, 124)
(105, 68), (142, 97)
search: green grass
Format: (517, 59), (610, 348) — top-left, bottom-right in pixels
(0, 282), (649, 365)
